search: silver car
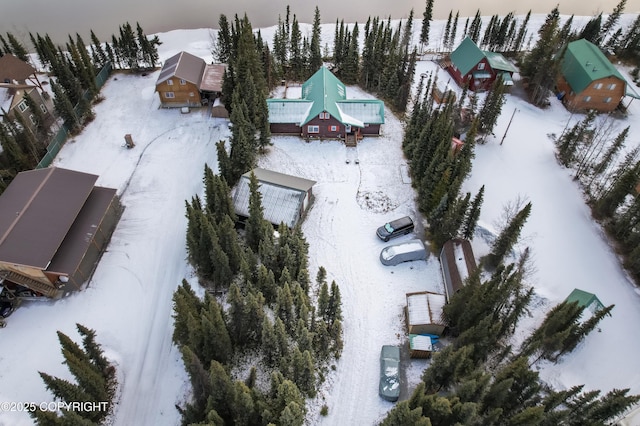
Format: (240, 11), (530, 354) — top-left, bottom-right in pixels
(380, 239), (427, 266)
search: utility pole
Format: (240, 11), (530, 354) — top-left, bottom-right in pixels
(500, 107), (518, 146)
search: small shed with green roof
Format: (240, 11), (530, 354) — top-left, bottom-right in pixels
(556, 39), (638, 112)
(565, 288), (605, 315)
(447, 37), (518, 91)
(267, 67), (384, 142)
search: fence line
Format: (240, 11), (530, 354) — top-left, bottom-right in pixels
(36, 62), (113, 169)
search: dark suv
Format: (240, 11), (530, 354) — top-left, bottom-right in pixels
(376, 216), (414, 242)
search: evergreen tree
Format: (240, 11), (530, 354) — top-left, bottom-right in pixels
(137, 22), (161, 69)
(227, 90), (256, 186)
(6, 32), (29, 62)
(477, 77), (506, 136)
(34, 327), (116, 423)
(420, 0), (435, 47)
(484, 202), (532, 269)
(309, 6), (323, 72)
(462, 185), (484, 240)
(449, 11), (460, 50)
(443, 11), (453, 51)
(601, 0), (627, 43)
(469, 10), (483, 43)
(90, 30), (108, 68)
(579, 14), (603, 44)
(381, 401), (428, 426)
(50, 80), (80, 131)
(594, 162), (640, 218)
(245, 171), (271, 252)
(520, 6), (561, 106)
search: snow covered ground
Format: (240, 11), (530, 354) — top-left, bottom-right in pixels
(1, 13), (640, 426)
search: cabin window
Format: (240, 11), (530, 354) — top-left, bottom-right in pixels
(164, 92), (175, 98)
(308, 125), (319, 133)
(583, 95), (591, 102)
(477, 62), (485, 70)
(180, 79), (187, 85)
(17, 100), (28, 112)
(40, 104), (47, 113)
(29, 114), (37, 125)
(604, 97), (612, 103)
(167, 79), (174, 85)
(608, 83), (617, 90)
(319, 112), (330, 119)
(329, 125), (338, 132)
(594, 83), (603, 89)
(189, 92), (194, 97)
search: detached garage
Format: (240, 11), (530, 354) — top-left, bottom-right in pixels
(0, 167), (121, 299)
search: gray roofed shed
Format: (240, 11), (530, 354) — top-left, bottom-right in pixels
(233, 168), (316, 228)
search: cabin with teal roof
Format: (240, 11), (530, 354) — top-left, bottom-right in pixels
(446, 37), (517, 91)
(267, 67), (385, 143)
(556, 39), (639, 112)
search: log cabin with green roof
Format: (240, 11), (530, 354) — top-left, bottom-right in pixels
(267, 66), (385, 144)
(556, 39), (632, 112)
(446, 37), (518, 91)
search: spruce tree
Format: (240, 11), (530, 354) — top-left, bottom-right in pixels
(309, 6), (323, 72)
(245, 171), (269, 252)
(6, 32), (29, 62)
(420, 0), (434, 47)
(51, 80), (80, 131)
(462, 185), (484, 240)
(484, 202), (532, 269)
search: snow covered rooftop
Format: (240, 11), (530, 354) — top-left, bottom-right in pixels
(233, 169), (315, 228)
(406, 291), (446, 326)
(267, 99), (313, 124)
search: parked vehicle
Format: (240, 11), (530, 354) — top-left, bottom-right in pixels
(379, 345), (401, 402)
(376, 216), (414, 242)
(380, 239), (427, 266)
(0, 299), (14, 318)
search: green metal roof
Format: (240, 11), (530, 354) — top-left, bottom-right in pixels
(450, 37), (516, 76)
(301, 66), (347, 125)
(484, 51), (518, 73)
(268, 66), (384, 127)
(565, 288), (604, 312)
(450, 37), (486, 76)
(561, 39), (626, 94)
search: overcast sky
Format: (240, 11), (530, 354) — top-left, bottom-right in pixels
(1, 0), (638, 44)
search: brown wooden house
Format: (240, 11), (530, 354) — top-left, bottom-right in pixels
(0, 167), (121, 299)
(156, 52), (226, 108)
(0, 54), (56, 133)
(556, 39), (635, 112)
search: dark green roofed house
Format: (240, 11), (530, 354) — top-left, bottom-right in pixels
(556, 39), (640, 112)
(267, 66), (384, 144)
(446, 37), (518, 91)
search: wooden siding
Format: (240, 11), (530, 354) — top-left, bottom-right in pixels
(361, 124), (381, 136)
(302, 114), (345, 139)
(156, 79), (202, 107)
(557, 75), (625, 112)
(270, 123), (301, 135)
